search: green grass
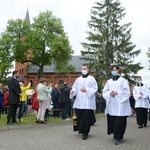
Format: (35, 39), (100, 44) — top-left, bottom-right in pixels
(0, 112), (104, 126)
(0, 112), (68, 126)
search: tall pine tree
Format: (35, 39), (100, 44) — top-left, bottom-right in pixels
(81, 0), (142, 85)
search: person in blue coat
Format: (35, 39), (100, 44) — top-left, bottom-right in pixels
(51, 84), (60, 117)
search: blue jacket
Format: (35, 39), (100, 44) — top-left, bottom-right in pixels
(52, 88), (60, 103)
(0, 90), (3, 106)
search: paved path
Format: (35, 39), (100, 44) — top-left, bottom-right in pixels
(0, 115), (150, 150)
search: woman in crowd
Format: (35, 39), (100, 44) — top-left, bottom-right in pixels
(18, 81), (31, 122)
(36, 78), (52, 124)
(32, 88), (39, 119)
(2, 85), (9, 114)
(45, 82), (52, 121)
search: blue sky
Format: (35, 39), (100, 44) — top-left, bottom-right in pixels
(0, 0), (150, 85)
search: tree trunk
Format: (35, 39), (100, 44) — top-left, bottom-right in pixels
(38, 66), (44, 78)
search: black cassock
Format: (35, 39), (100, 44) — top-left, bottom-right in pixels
(107, 114), (127, 140)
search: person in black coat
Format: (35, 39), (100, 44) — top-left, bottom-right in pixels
(7, 71), (22, 125)
(60, 82), (71, 120)
(51, 84), (60, 117)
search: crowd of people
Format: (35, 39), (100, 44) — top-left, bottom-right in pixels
(0, 71), (74, 124)
(0, 69), (105, 124)
(0, 64), (150, 145)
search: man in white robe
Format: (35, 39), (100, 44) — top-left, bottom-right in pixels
(103, 64), (131, 145)
(70, 64), (98, 140)
(133, 76), (149, 128)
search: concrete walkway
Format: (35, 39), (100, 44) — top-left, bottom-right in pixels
(0, 115), (150, 150)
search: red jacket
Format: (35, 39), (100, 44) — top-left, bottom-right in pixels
(3, 91), (9, 106)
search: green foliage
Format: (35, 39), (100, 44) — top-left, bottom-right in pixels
(0, 33), (13, 83)
(81, 0), (143, 84)
(4, 10), (74, 78)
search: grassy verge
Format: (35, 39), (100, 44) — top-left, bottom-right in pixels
(0, 112), (104, 126)
(0, 113), (66, 126)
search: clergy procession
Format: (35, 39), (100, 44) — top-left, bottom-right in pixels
(1, 63), (150, 147)
(70, 63), (150, 145)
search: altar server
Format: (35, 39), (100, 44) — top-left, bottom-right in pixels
(133, 76), (149, 128)
(70, 64), (98, 140)
(103, 64), (131, 145)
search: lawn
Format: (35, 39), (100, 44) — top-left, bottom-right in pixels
(0, 108), (102, 126)
(0, 112), (67, 126)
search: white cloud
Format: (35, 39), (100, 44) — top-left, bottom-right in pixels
(0, 0), (150, 84)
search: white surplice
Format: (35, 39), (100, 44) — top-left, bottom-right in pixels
(70, 75), (98, 110)
(103, 77), (132, 116)
(133, 84), (149, 108)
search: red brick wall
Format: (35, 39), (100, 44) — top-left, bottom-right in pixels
(15, 62), (94, 88)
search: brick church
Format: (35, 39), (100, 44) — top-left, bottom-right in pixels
(15, 10), (91, 88)
(16, 55), (89, 88)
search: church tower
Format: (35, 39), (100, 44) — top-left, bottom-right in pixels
(15, 9), (31, 83)
(25, 9), (30, 24)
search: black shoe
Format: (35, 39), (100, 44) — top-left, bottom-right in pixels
(82, 134), (88, 140)
(41, 121), (47, 124)
(36, 120), (40, 123)
(144, 124), (147, 127)
(7, 122), (14, 125)
(114, 139), (121, 145)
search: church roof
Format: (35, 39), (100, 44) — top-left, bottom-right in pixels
(28, 55), (86, 73)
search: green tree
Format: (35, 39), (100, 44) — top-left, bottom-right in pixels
(0, 33), (13, 83)
(81, 0), (142, 85)
(5, 10), (74, 77)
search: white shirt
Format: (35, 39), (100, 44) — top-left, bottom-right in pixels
(133, 84), (149, 108)
(103, 77), (132, 116)
(70, 75), (98, 110)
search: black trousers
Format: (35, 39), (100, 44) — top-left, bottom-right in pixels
(76, 109), (93, 136)
(95, 103), (100, 114)
(135, 108), (148, 126)
(107, 114), (127, 140)
(7, 104), (18, 123)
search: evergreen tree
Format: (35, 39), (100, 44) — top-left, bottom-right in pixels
(81, 0), (142, 85)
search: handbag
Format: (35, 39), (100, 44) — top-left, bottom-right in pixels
(72, 110), (78, 131)
(73, 115), (78, 131)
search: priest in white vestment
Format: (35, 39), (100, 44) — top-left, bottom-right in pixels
(103, 64), (131, 145)
(70, 64), (98, 140)
(133, 76), (149, 128)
